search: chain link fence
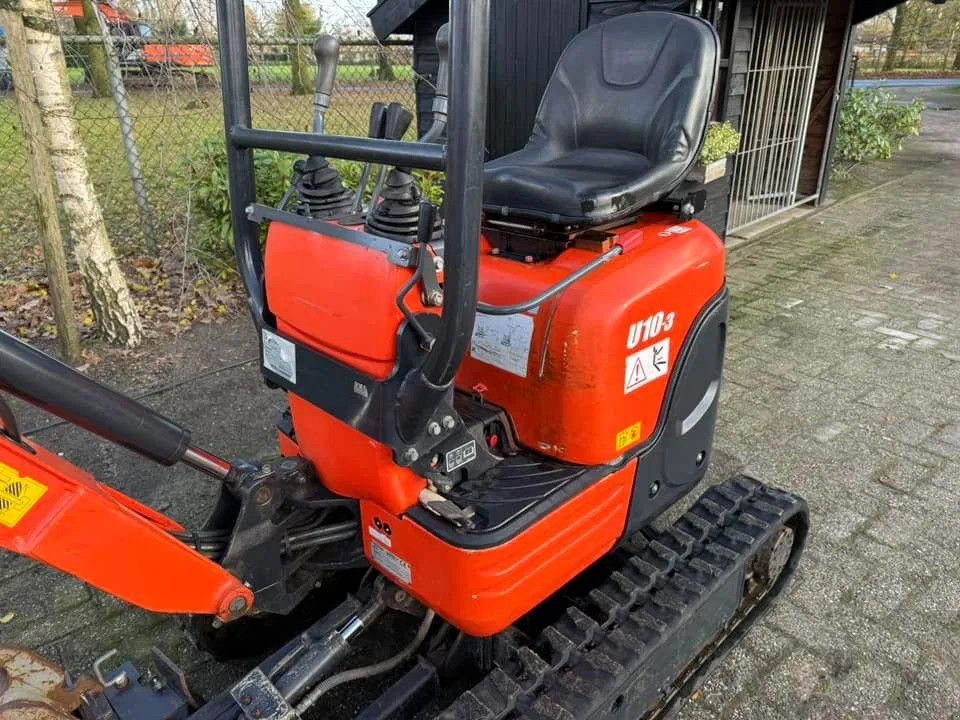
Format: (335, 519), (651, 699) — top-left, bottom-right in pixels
(0, 11), (416, 265)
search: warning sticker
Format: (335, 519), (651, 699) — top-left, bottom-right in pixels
(262, 329), (297, 384)
(470, 313), (535, 377)
(371, 541), (412, 585)
(615, 422), (644, 451)
(0, 464), (47, 528)
(624, 339), (670, 394)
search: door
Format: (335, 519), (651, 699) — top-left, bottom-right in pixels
(728, 0), (827, 232)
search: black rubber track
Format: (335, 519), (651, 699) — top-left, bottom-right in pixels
(435, 475), (809, 720)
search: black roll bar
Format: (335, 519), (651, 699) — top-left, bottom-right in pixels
(215, 0), (264, 326)
(229, 128), (446, 171)
(215, 0), (490, 433)
(419, 0), (489, 389)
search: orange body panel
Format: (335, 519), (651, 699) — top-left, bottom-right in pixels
(361, 459), (636, 636)
(287, 394), (426, 515)
(266, 223), (437, 380)
(266, 215), (723, 515)
(0, 436), (252, 620)
(458, 215), (725, 465)
(52, 2), (215, 68)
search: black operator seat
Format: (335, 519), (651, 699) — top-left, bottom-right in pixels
(482, 11), (720, 226)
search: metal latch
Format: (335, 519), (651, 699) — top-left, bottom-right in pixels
(419, 488), (475, 528)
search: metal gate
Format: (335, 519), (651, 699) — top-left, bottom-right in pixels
(728, 0), (827, 232)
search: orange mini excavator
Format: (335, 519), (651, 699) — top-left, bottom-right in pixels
(0, 2), (808, 718)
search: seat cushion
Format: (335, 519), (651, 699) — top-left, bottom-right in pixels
(480, 12), (719, 225)
(484, 147), (652, 223)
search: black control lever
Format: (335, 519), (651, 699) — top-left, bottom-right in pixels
(421, 23), (449, 143)
(312, 35), (340, 134)
(370, 102), (414, 208)
(350, 102), (387, 214)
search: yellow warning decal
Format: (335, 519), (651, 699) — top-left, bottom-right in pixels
(0, 463), (47, 528)
(615, 421), (644, 452)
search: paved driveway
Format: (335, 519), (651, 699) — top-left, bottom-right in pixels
(1, 109), (958, 719)
(680, 106), (960, 720)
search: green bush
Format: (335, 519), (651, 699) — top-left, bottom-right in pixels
(181, 134), (446, 265)
(835, 88), (925, 162)
(699, 121), (741, 165)
(181, 135), (297, 262)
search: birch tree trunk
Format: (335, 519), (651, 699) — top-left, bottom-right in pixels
(14, 0), (143, 346)
(2, 8), (81, 362)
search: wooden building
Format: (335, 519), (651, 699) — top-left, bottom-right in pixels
(369, 0), (914, 237)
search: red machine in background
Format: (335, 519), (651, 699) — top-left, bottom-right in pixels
(0, 4), (808, 719)
(53, 0), (216, 70)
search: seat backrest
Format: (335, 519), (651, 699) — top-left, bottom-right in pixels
(531, 12), (718, 166)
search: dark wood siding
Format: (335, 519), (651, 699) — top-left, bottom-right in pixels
(698, 0), (755, 237)
(486, 0), (582, 158)
(797, 0), (852, 199)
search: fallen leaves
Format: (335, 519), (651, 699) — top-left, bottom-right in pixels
(0, 242), (245, 345)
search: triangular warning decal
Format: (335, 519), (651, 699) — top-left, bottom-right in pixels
(625, 354), (647, 392)
(624, 338), (671, 394)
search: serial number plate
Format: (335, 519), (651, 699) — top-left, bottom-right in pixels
(371, 541), (412, 585)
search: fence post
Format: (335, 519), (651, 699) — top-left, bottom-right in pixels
(1, 9), (82, 363)
(93, 5), (158, 253)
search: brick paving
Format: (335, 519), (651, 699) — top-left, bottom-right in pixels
(1, 106), (958, 718)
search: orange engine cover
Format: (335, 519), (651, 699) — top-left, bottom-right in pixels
(458, 214), (725, 465)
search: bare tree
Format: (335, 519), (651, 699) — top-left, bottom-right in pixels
(282, 0), (319, 95)
(883, 0), (911, 70)
(15, 0), (143, 346)
(75, 0), (112, 97)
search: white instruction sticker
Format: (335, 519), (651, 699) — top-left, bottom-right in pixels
(262, 329), (297, 384)
(624, 339), (670, 394)
(371, 541), (412, 585)
(445, 440), (477, 473)
(470, 313), (535, 377)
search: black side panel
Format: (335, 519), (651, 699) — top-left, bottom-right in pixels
(626, 294), (728, 533)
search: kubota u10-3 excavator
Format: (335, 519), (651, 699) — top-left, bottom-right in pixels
(0, 1), (809, 718)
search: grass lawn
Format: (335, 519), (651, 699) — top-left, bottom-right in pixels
(63, 62), (415, 89)
(0, 78), (416, 278)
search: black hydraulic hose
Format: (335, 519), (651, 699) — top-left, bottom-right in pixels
(420, 0), (490, 389)
(477, 246), (623, 316)
(420, 23), (449, 144)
